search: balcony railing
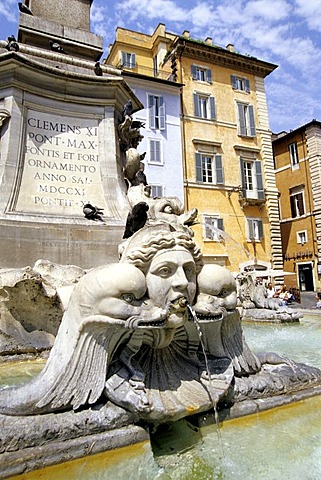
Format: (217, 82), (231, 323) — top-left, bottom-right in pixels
(119, 62), (175, 81)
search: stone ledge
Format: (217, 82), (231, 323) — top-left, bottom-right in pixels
(0, 424), (148, 479)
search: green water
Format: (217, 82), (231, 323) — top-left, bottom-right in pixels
(4, 314), (321, 480)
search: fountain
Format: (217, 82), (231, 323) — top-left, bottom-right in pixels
(0, 108), (321, 479)
(236, 270), (303, 323)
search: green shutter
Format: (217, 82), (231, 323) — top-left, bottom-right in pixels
(155, 140), (161, 163)
(195, 153), (202, 182)
(217, 218), (224, 231)
(210, 96), (216, 120)
(245, 78), (250, 92)
(148, 95), (155, 129)
(215, 155), (224, 184)
(240, 158), (246, 197)
(231, 75), (237, 89)
(131, 53), (136, 68)
(206, 69), (212, 83)
(159, 96), (165, 130)
(194, 93), (200, 117)
(255, 161), (265, 199)
(248, 219), (254, 240)
(258, 220), (264, 239)
(248, 105), (256, 136)
(238, 103), (246, 136)
(191, 65), (197, 79)
(150, 139), (155, 162)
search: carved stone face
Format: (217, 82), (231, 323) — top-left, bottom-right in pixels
(145, 248), (197, 310)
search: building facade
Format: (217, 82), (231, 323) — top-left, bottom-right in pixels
(273, 120), (321, 291)
(107, 25), (283, 274)
(107, 25), (184, 202)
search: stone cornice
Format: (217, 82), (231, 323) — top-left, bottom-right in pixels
(234, 144), (261, 153)
(0, 51), (143, 109)
(173, 39), (277, 78)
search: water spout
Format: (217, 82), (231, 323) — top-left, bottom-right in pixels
(187, 304), (224, 457)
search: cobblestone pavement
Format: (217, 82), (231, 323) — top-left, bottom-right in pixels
(291, 291), (321, 313)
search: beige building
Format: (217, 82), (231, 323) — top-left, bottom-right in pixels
(107, 25), (282, 274)
(273, 120), (321, 291)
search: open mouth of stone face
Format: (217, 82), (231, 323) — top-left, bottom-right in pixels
(194, 311), (224, 323)
(136, 318), (166, 328)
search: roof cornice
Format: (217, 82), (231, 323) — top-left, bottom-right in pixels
(173, 38), (277, 78)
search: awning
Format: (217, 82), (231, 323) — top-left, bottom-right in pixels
(254, 269), (296, 278)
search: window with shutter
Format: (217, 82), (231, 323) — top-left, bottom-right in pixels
(237, 103), (256, 137)
(121, 52), (136, 68)
(149, 139), (162, 164)
(192, 65), (213, 83)
(148, 95), (165, 130)
(195, 153), (224, 184)
(194, 93), (216, 120)
(150, 184), (164, 198)
(247, 218), (264, 241)
(231, 75), (250, 92)
(240, 159), (264, 200)
(203, 215), (224, 241)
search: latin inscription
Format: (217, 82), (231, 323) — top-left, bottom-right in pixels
(15, 110), (106, 215)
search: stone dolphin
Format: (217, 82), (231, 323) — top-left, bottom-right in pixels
(193, 264), (261, 375)
(0, 263), (152, 416)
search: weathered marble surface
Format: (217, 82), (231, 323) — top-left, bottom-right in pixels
(242, 307), (303, 323)
(0, 261), (85, 357)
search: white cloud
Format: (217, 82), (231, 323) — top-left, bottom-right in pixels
(115, 0), (187, 22)
(91, 4), (107, 23)
(0, 0), (18, 23)
(245, 0), (291, 21)
(294, 0), (321, 31)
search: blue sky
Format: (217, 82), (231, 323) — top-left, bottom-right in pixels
(1, 0), (321, 133)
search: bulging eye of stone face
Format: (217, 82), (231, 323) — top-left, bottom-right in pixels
(122, 293), (135, 303)
(163, 205), (173, 214)
(218, 288), (228, 298)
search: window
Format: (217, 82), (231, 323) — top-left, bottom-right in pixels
(247, 218), (264, 241)
(204, 215), (224, 241)
(231, 75), (250, 92)
(150, 184), (164, 197)
(149, 139), (162, 164)
(290, 189), (305, 218)
(297, 230), (307, 244)
(121, 52), (136, 68)
(237, 102), (256, 137)
(240, 159), (264, 200)
(148, 95), (165, 130)
(195, 153), (224, 184)
(193, 93), (216, 120)
(289, 142), (299, 168)
(192, 65), (212, 83)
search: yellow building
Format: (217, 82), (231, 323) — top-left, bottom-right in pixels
(107, 25), (282, 275)
(273, 120), (321, 291)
